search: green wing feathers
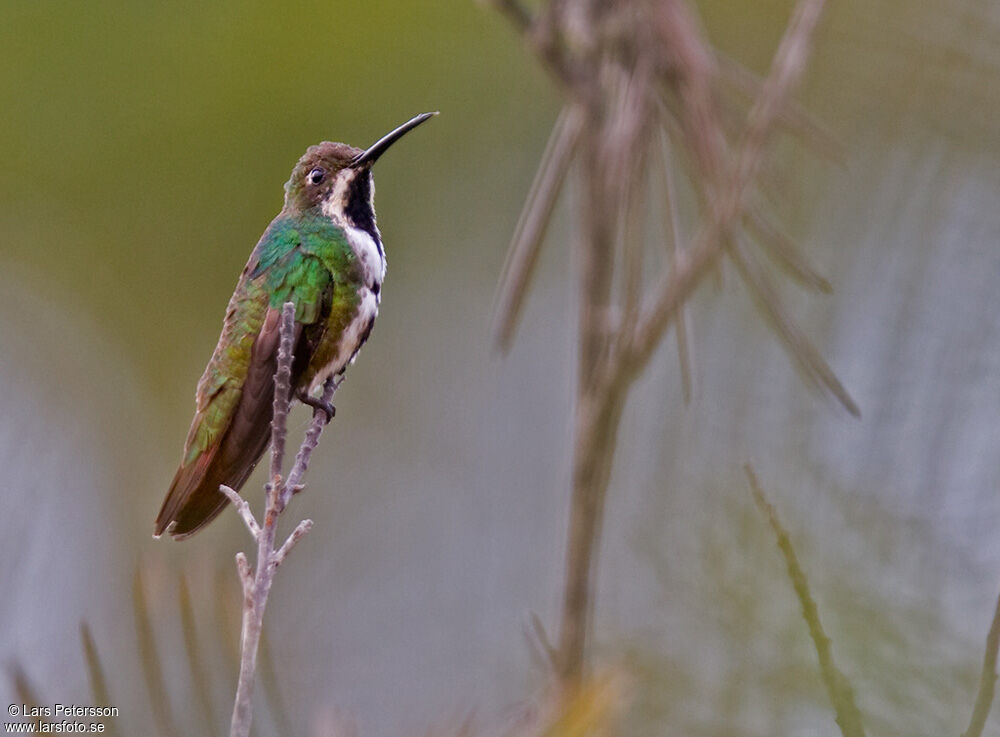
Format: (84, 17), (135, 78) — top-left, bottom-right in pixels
(155, 217), (344, 538)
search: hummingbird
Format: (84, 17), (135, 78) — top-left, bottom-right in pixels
(155, 112), (436, 540)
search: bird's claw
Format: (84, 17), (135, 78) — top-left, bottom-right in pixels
(296, 389), (335, 424)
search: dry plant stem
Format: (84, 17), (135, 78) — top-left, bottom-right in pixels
(556, 108), (621, 685)
(558, 381), (625, 684)
(493, 103), (584, 350)
(558, 55), (658, 684)
(225, 301), (338, 737)
(962, 587), (1000, 737)
(745, 464), (866, 737)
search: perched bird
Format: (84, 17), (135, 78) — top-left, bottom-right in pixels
(155, 113), (435, 539)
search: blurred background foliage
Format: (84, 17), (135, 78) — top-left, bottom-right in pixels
(2, 0), (1000, 735)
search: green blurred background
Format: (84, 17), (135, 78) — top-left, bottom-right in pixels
(2, 0), (1000, 735)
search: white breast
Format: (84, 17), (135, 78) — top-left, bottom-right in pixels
(307, 225), (386, 392)
(314, 169), (387, 389)
(345, 224), (386, 290)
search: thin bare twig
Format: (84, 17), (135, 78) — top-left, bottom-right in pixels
(235, 553), (252, 594)
(745, 463), (866, 737)
(272, 519), (314, 567)
(286, 375), (341, 501)
(221, 485), (261, 538)
(228, 301), (339, 737)
(962, 587), (1000, 737)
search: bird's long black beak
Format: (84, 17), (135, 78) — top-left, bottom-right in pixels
(351, 112), (437, 168)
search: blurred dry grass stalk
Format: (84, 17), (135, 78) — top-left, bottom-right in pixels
(7, 562), (304, 737)
(488, 0), (859, 693)
(744, 464), (866, 737)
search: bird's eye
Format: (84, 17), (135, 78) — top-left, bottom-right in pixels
(308, 168), (325, 185)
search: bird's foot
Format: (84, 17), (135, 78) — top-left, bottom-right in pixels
(296, 389), (335, 424)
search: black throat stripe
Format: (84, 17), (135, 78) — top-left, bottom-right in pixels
(346, 170), (382, 257)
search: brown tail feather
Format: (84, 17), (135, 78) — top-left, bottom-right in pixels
(154, 419), (273, 538)
(154, 307), (305, 539)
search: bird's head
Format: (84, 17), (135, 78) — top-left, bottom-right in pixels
(283, 112), (437, 236)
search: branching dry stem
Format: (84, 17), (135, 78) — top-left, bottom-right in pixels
(490, 0), (849, 699)
(227, 301), (340, 737)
